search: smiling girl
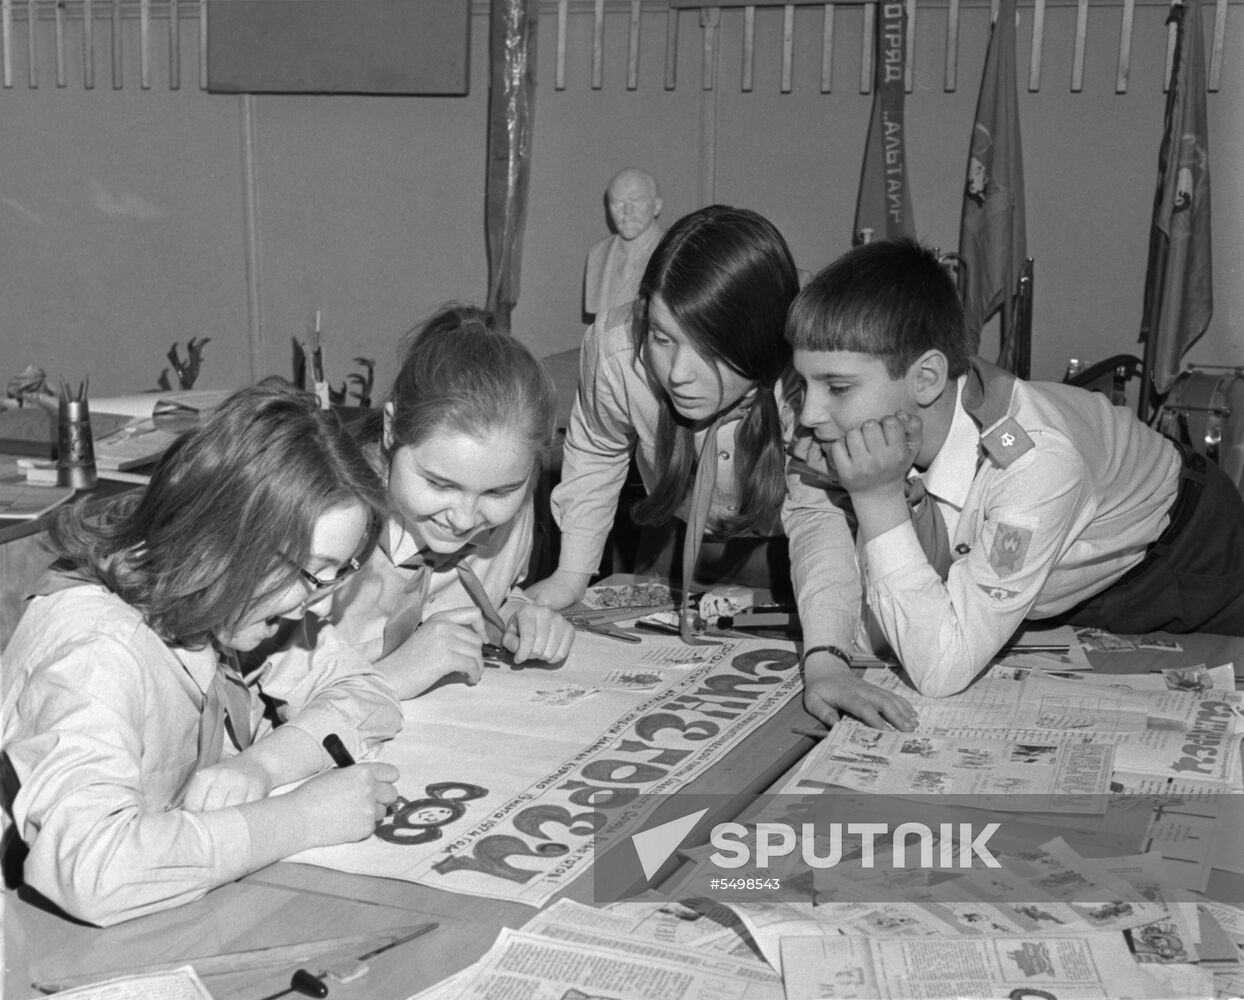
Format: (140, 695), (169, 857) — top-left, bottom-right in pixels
(328, 306), (575, 699)
(1, 380), (402, 926)
(526, 205), (800, 614)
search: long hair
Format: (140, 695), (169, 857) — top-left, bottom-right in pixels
(629, 205), (798, 535)
(786, 238), (970, 379)
(48, 378), (387, 648)
(384, 305), (556, 458)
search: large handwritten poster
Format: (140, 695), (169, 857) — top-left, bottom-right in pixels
(290, 631), (800, 906)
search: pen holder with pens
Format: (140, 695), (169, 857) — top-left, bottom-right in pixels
(57, 395), (98, 489)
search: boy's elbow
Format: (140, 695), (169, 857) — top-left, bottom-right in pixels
(912, 676), (967, 699)
(907, 665), (972, 700)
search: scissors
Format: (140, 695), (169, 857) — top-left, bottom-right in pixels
(564, 614), (643, 644)
(481, 642), (518, 666)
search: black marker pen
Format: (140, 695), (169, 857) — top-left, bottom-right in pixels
(322, 732), (355, 768)
(324, 732), (408, 812)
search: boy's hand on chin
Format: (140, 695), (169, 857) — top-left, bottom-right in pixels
(832, 411), (922, 498)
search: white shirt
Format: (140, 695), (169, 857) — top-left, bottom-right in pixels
(551, 305), (795, 579)
(786, 373), (1181, 697)
(328, 503), (535, 665)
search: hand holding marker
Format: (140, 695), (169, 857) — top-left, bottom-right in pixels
(322, 733), (409, 814)
(322, 732), (358, 769)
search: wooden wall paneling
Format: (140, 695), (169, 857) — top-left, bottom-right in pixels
(945, 0), (960, 89)
(196, 0), (204, 90)
(1071, 0), (1089, 91)
(1210, 0), (1228, 88)
(904, 0), (916, 91)
(110, 0), (122, 89)
(139, 0), (149, 87)
(780, 3), (794, 92)
(555, 0), (566, 88)
(83, 0), (94, 88)
(54, 0), (64, 85)
(626, 0), (640, 88)
(169, 0), (180, 89)
(591, 0), (604, 88)
(2, 0), (12, 88)
(664, 4), (677, 88)
(25, 0), (35, 86)
(1164, 7), (1177, 91)
(1029, 0), (1046, 89)
(742, 3), (755, 90)
(860, 0), (873, 92)
(701, 4), (719, 90)
(4, 4), (1234, 109)
(1117, 0), (1136, 92)
(820, 2), (835, 92)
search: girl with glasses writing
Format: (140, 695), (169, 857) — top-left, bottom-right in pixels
(1, 380), (402, 926)
(325, 305), (575, 700)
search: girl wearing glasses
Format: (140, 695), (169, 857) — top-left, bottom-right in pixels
(326, 305), (575, 700)
(1, 380), (402, 926)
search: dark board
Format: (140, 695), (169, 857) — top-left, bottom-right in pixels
(206, 0), (471, 96)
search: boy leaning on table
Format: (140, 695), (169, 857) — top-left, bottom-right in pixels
(781, 238), (1244, 730)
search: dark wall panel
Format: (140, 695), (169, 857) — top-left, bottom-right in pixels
(207, 0), (470, 95)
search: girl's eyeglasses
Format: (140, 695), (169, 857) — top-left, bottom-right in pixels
(287, 556), (364, 612)
(280, 516), (378, 615)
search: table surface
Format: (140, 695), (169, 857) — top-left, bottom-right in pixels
(4, 695), (819, 1000)
(6, 628), (1242, 1000)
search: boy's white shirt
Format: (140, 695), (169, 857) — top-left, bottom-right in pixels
(787, 372), (1181, 697)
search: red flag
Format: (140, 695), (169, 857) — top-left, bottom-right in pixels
(958, 0), (1026, 356)
(1140, 0), (1213, 396)
(853, 3), (915, 246)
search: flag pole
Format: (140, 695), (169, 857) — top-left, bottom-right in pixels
(1137, 0), (1213, 424)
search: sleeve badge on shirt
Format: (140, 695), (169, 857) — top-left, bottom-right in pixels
(988, 522), (1032, 575)
(978, 583), (1021, 602)
(980, 418), (1034, 468)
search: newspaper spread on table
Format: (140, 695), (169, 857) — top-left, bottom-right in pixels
(862, 668), (1244, 786)
(778, 931), (1214, 999)
(289, 630), (800, 905)
(774, 718), (1114, 807)
(410, 918), (782, 1000)
(866, 668), (1244, 733)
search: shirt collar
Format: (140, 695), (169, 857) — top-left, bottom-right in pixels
(382, 516), (487, 567)
(172, 643), (222, 697)
(921, 377), (978, 510)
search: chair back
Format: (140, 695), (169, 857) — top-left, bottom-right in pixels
(999, 257), (1034, 379)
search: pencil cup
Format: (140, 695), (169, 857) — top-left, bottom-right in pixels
(57, 398), (98, 489)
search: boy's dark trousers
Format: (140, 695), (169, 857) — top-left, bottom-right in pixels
(1056, 443), (1244, 636)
